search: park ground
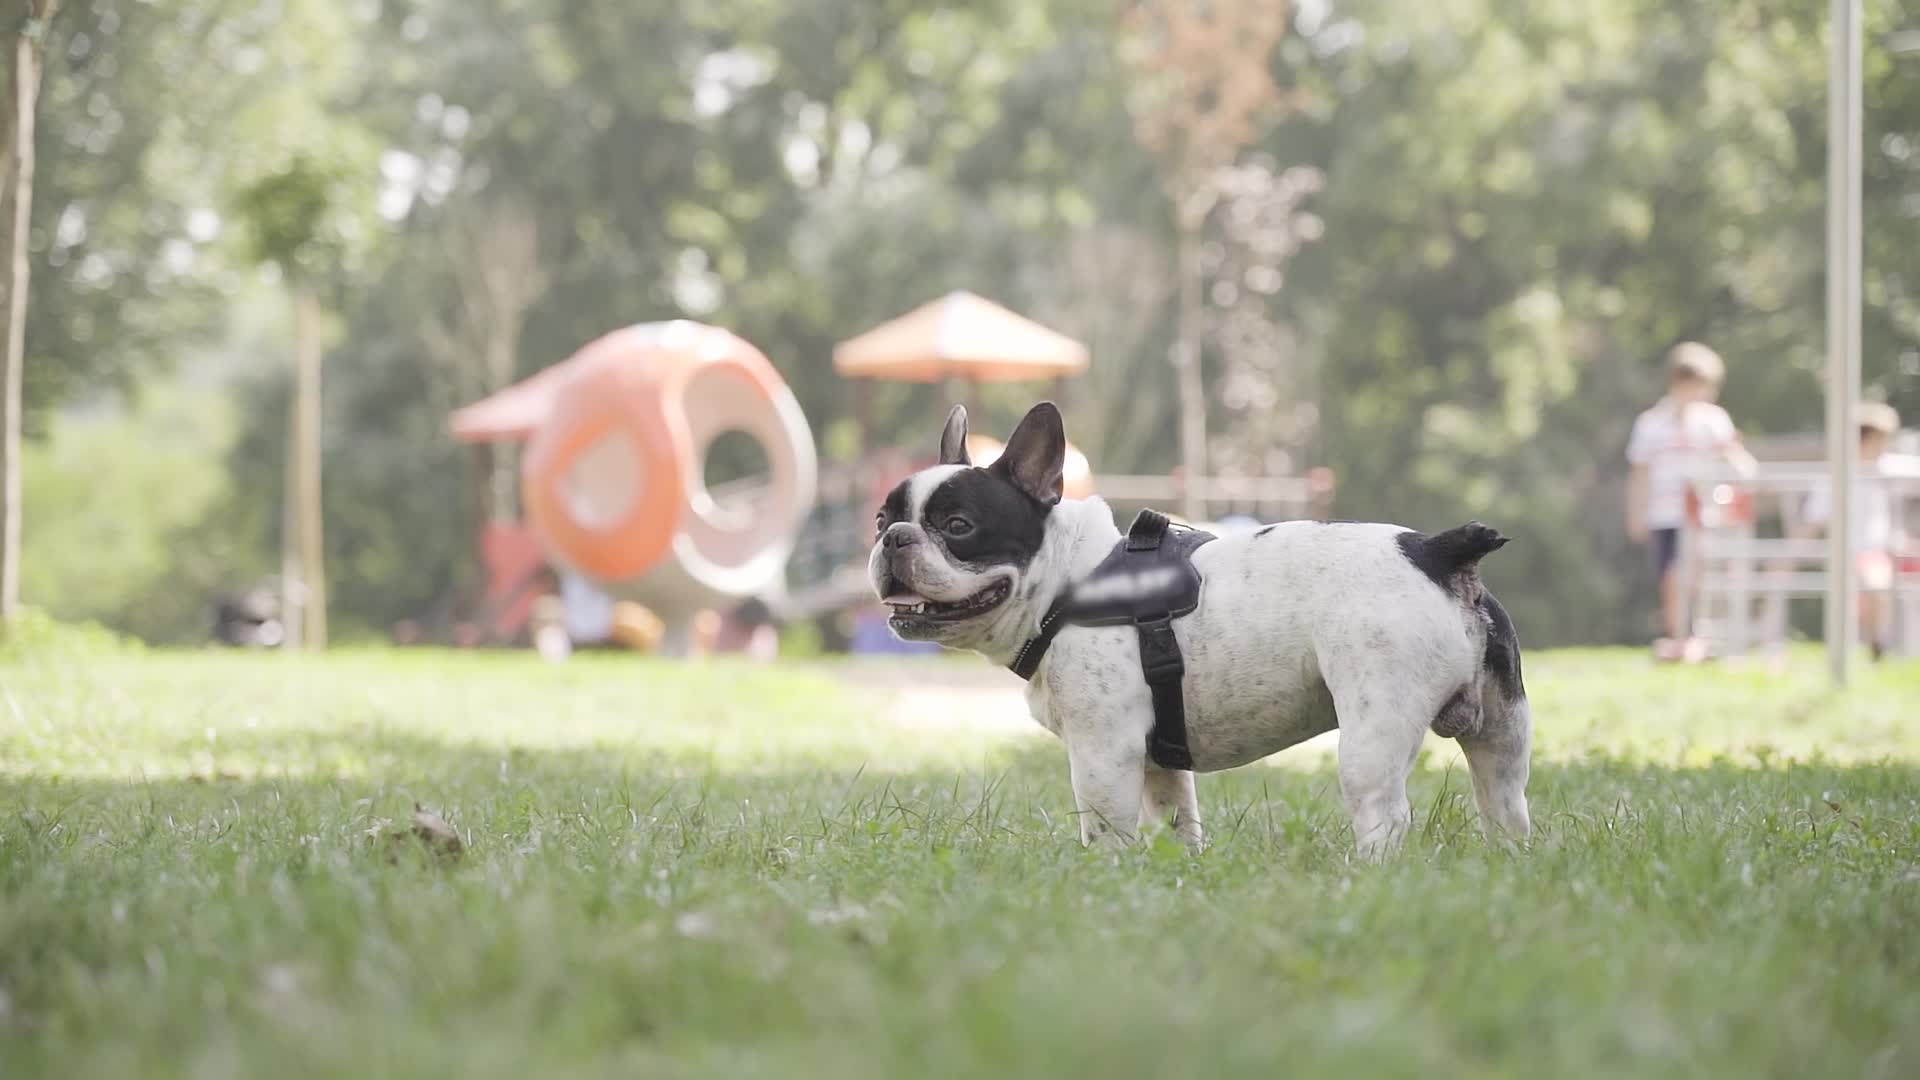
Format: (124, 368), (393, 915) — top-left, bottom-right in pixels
(2, 630), (1918, 1079)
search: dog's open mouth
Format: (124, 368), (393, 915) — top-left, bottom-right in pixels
(885, 580), (1011, 623)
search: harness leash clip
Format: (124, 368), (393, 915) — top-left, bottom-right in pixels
(1126, 508), (1171, 551)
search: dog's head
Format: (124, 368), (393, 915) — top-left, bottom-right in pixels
(868, 402), (1067, 649)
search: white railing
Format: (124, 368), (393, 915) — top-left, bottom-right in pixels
(1091, 473), (1320, 522)
(1680, 455), (1920, 656)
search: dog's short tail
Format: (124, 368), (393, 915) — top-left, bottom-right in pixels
(1425, 521), (1509, 572)
(1396, 522), (1510, 603)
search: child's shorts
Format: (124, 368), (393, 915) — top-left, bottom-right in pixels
(1650, 528), (1682, 580)
(1859, 550), (1894, 591)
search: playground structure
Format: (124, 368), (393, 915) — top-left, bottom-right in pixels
(442, 293), (1333, 653)
(1678, 433), (1920, 659)
(449, 321), (816, 648)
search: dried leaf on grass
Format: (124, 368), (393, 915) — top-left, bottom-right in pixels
(366, 804), (465, 862)
(409, 803), (465, 857)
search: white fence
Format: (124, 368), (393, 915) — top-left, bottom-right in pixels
(1681, 454), (1920, 657)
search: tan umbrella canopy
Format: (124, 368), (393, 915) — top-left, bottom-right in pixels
(832, 290), (1089, 383)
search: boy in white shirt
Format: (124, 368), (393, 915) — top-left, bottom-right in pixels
(1626, 342), (1756, 661)
(1802, 402), (1904, 660)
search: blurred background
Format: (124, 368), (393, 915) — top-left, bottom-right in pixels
(5, 0), (1920, 651)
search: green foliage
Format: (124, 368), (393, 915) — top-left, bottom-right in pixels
(20, 0), (1920, 645)
(231, 156), (357, 276)
(1, 651), (1918, 1075)
(0, 606), (134, 661)
(22, 1), (240, 428)
(19, 386), (257, 643)
(213, 1), (380, 277)
(1259, 0), (1920, 643)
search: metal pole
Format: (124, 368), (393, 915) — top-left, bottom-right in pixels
(1825, 0), (1863, 685)
(1175, 222), (1207, 523)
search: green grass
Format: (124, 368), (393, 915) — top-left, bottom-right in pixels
(3, 644), (1918, 1079)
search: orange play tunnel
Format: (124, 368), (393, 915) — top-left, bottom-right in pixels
(451, 322), (816, 619)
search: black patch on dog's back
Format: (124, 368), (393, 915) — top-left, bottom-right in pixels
(922, 469), (1051, 567)
(1479, 591), (1524, 703)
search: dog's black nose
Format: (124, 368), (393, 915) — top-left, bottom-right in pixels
(882, 525), (919, 551)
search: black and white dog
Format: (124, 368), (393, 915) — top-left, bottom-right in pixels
(869, 402), (1532, 858)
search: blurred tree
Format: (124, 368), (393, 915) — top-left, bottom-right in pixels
(5, 0), (359, 636)
(0, 0), (65, 626)
(1263, 0), (1920, 643)
(232, 159), (341, 650)
(1204, 158), (1325, 481)
(223, 1), (379, 650)
(1126, 0), (1294, 518)
(417, 191), (548, 520)
(20, 0), (263, 418)
(21, 0), (1920, 650)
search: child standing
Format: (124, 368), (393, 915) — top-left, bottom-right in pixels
(1626, 342), (1757, 661)
(1802, 401), (1905, 660)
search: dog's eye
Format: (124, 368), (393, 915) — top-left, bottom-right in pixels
(943, 516), (974, 537)
(874, 513), (887, 537)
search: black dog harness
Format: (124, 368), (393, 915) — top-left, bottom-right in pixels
(1008, 509), (1216, 770)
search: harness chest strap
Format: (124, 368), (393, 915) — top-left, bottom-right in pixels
(1008, 509), (1215, 771)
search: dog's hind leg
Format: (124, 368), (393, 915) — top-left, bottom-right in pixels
(1335, 720), (1420, 862)
(1322, 656), (1426, 861)
(1141, 767), (1204, 851)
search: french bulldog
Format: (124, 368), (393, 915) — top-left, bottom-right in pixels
(869, 402), (1532, 858)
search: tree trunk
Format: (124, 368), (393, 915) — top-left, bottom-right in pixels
(292, 281), (326, 649)
(280, 374), (303, 650)
(0, 7), (54, 627)
(1174, 222), (1207, 522)
(483, 331), (515, 521)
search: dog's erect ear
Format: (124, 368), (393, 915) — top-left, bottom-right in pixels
(938, 404), (971, 466)
(990, 402), (1066, 505)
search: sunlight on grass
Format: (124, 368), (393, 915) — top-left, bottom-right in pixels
(1524, 648), (1920, 765)
(5, 648), (1917, 786)
(2, 647), (1917, 1079)
(1, 651), (991, 782)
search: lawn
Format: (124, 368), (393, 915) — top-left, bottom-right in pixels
(2, 634), (1918, 1079)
